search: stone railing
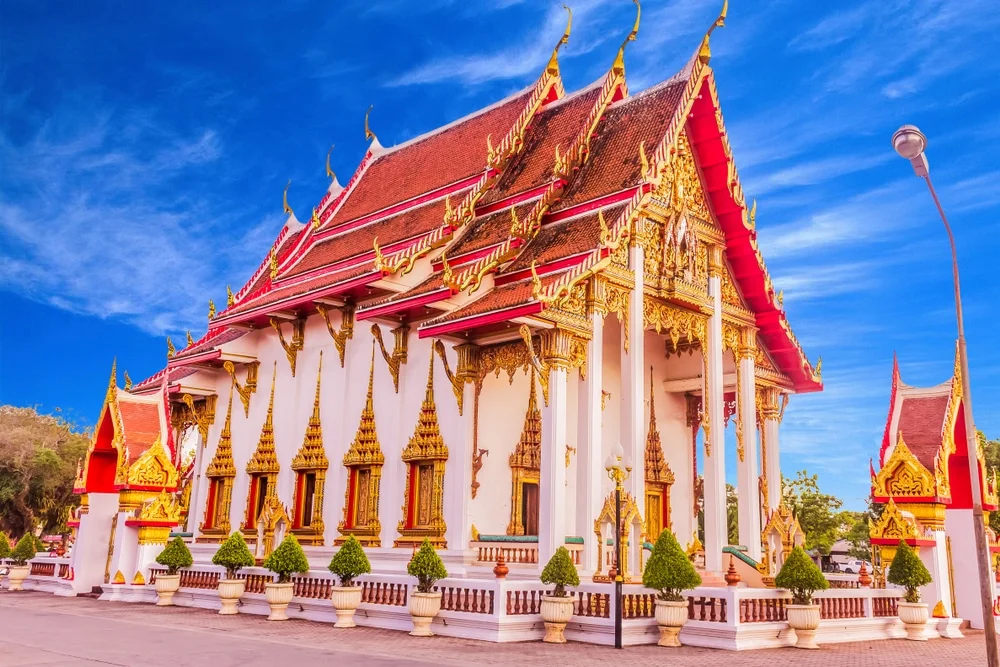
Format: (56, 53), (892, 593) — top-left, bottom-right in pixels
(472, 537), (584, 566)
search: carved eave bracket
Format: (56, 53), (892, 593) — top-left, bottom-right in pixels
(371, 322), (409, 393)
(433, 340), (464, 416)
(518, 325), (550, 406)
(223, 360), (260, 418)
(316, 303), (355, 368)
(179, 394), (217, 445)
(270, 316), (305, 377)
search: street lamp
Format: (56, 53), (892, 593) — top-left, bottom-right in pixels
(892, 124), (998, 667)
(605, 444), (631, 650)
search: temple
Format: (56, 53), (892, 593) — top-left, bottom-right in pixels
(40, 5), (943, 649)
(870, 350), (998, 630)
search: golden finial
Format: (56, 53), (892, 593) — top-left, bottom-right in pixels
(815, 357), (823, 380)
(365, 105), (378, 143)
(638, 140), (650, 180)
(372, 236), (386, 271)
(441, 251), (454, 286)
(698, 0), (728, 65)
(186, 330), (195, 346)
(325, 144), (336, 182)
(509, 206), (521, 236)
(425, 345), (435, 391)
(776, 290), (784, 307)
(546, 5), (573, 75)
(530, 261), (543, 299)
(270, 250), (279, 280)
(313, 351), (323, 408)
(124, 370), (133, 391)
(226, 285), (234, 306)
(444, 195), (454, 222)
(486, 133), (496, 166)
(166, 337), (176, 358)
(208, 299), (216, 321)
(283, 180), (294, 217)
(108, 357), (117, 390)
(612, 0), (641, 76)
(598, 209), (612, 246)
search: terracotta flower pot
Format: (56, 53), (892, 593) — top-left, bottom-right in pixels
(6, 565), (30, 592)
(155, 573), (181, 606)
(540, 595), (575, 644)
(408, 591), (442, 637)
(786, 603), (821, 649)
(898, 601), (929, 641)
(654, 599), (690, 647)
(331, 586), (363, 628)
(217, 578), (246, 615)
(264, 581), (295, 621)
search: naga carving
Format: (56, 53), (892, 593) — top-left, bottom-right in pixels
(371, 323), (409, 393)
(269, 316), (305, 377)
(316, 303), (355, 368)
(433, 339), (465, 415)
(223, 360), (259, 418)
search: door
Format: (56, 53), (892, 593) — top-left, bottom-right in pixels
(522, 482), (539, 536)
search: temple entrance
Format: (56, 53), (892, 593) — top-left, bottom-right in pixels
(521, 482), (539, 536)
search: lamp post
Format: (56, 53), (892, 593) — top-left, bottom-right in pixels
(892, 124), (997, 666)
(605, 445), (631, 650)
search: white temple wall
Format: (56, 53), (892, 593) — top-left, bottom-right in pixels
(945, 508), (987, 629)
(562, 367), (581, 537)
(600, 314), (622, 504)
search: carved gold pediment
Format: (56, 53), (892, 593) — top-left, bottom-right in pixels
(139, 489), (182, 524)
(869, 498), (919, 541)
(872, 433), (938, 499)
(126, 437), (179, 490)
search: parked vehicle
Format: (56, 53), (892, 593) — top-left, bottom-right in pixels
(842, 559), (871, 574)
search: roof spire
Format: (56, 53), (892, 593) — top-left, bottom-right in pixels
(325, 144), (337, 183)
(166, 337), (175, 359)
(365, 105), (378, 144)
(698, 0), (728, 65)
(123, 370), (132, 391)
(227, 285), (235, 307)
(611, 0), (641, 76)
(283, 179), (294, 217)
(545, 5), (573, 76)
(107, 358), (118, 398)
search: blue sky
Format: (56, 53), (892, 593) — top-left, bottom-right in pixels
(2, 1), (997, 510)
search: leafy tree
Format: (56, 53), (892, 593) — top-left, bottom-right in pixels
(887, 540), (931, 604)
(211, 532), (255, 579)
(540, 546), (579, 597)
(782, 470), (844, 555)
(156, 537), (193, 575)
(263, 535), (309, 584)
(328, 535), (371, 587)
(408, 539), (448, 593)
(642, 530), (701, 601)
(774, 546), (829, 605)
(0, 406), (90, 536)
(10, 534), (39, 566)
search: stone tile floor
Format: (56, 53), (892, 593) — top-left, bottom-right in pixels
(0, 591), (992, 666)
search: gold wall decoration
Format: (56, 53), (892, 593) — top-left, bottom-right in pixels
(869, 497), (919, 543)
(471, 446), (488, 500)
(139, 489), (182, 524)
(645, 368), (674, 538)
(507, 368), (542, 536)
(256, 495), (290, 560)
(433, 339), (465, 415)
(316, 303), (355, 368)
(604, 284), (631, 352)
(125, 437), (179, 490)
(476, 338), (530, 386)
(201, 384), (236, 536)
(290, 352), (329, 545)
(643, 297), (708, 351)
(338, 344), (384, 547)
(270, 317), (305, 377)
(872, 433), (939, 499)
(223, 360), (259, 418)
(371, 322), (409, 393)
(395, 350), (449, 548)
(593, 490), (643, 582)
(180, 393), (217, 445)
(243, 363), (279, 532)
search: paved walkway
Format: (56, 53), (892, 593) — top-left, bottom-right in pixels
(0, 592), (992, 666)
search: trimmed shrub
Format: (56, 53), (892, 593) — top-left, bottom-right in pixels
(774, 546), (828, 605)
(10, 535), (37, 566)
(156, 537), (194, 575)
(328, 535), (371, 587)
(642, 530), (702, 601)
(212, 532), (255, 579)
(33, 534), (45, 554)
(0, 533), (11, 559)
(887, 540), (932, 604)
(407, 539), (447, 593)
(263, 535), (309, 584)
(540, 546), (580, 597)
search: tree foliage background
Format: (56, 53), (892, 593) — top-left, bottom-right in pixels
(782, 470), (847, 555)
(0, 406), (90, 536)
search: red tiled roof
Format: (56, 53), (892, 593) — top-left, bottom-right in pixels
(173, 327), (247, 361)
(448, 201), (536, 258)
(222, 265), (371, 318)
(504, 204), (626, 273)
(421, 270), (569, 327)
(287, 198), (449, 279)
(897, 394), (950, 471)
(329, 90), (533, 226)
(481, 87), (602, 205)
(557, 80), (687, 209)
(118, 400), (163, 464)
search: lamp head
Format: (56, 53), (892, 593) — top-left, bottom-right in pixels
(892, 125), (929, 177)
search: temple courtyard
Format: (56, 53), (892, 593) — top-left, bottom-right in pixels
(1, 592), (988, 667)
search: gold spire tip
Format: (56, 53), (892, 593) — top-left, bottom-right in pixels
(325, 144), (336, 181)
(612, 0), (641, 74)
(365, 105), (378, 143)
(699, 0), (728, 64)
(283, 179), (293, 216)
(546, 5), (573, 74)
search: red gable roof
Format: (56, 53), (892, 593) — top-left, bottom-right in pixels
(117, 400), (163, 465)
(897, 394), (950, 472)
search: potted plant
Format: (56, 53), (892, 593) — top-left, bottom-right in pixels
(539, 546), (580, 643)
(154, 537), (193, 606)
(406, 539), (448, 637)
(328, 535), (371, 628)
(642, 530), (702, 647)
(887, 540), (932, 641)
(211, 532), (255, 615)
(262, 535), (309, 621)
(0, 533), (11, 561)
(774, 546), (828, 649)
(5, 535), (37, 591)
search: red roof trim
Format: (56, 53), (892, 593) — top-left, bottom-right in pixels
(546, 187), (638, 223)
(168, 350), (221, 368)
(475, 182), (552, 216)
(274, 233), (427, 289)
(497, 251), (592, 285)
(418, 301), (543, 338)
(357, 286), (453, 321)
(880, 353), (901, 466)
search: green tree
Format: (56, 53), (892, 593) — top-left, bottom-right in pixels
(0, 406), (90, 536)
(979, 431), (1000, 534)
(540, 546), (579, 597)
(212, 532), (255, 579)
(328, 535), (371, 587)
(887, 540), (931, 603)
(642, 530), (701, 601)
(408, 539), (448, 593)
(263, 535), (309, 584)
(782, 470), (844, 555)
(774, 545), (829, 605)
(156, 537), (194, 575)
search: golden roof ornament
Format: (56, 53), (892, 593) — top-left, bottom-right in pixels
(282, 179), (294, 217)
(372, 236), (386, 271)
(545, 5), (572, 76)
(611, 0), (641, 76)
(270, 250), (279, 280)
(227, 285), (235, 307)
(208, 299), (216, 321)
(123, 370), (133, 391)
(325, 144), (337, 182)
(698, 0), (728, 65)
(364, 105), (378, 144)
(748, 198), (757, 228)
(186, 331), (195, 346)
(206, 379), (237, 478)
(166, 337), (175, 359)
(292, 352), (329, 471)
(246, 362), (280, 475)
(344, 343), (384, 466)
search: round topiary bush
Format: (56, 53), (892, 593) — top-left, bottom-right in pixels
(156, 536), (194, 575)
(263, 535), (309, 584)
(887, 540), (932, 603)
(642, 530), (702, 601)
(0, 533), (11, 560)
(407, 539), (448, 593)
(10, 534), (37, 566)
(328, 535), (371, 587)
(540, 546), (580, 597)
(212, 532), (255, 579)
(774, 546), (828, 605)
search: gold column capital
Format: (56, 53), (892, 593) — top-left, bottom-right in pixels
(707, 244), (725, 278)
(738, 328), (757, 360)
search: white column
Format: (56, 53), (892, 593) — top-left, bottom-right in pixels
(578, 313), (604, 573)
(540, 366), (569, 564)
(620, 243), (645, 500)
(444, 378), (476, 553)
(186, 427), (204, 535)
(764, 403), (782, 514)
(703, 248), (727, 573)
(737, 346), (761, 560)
